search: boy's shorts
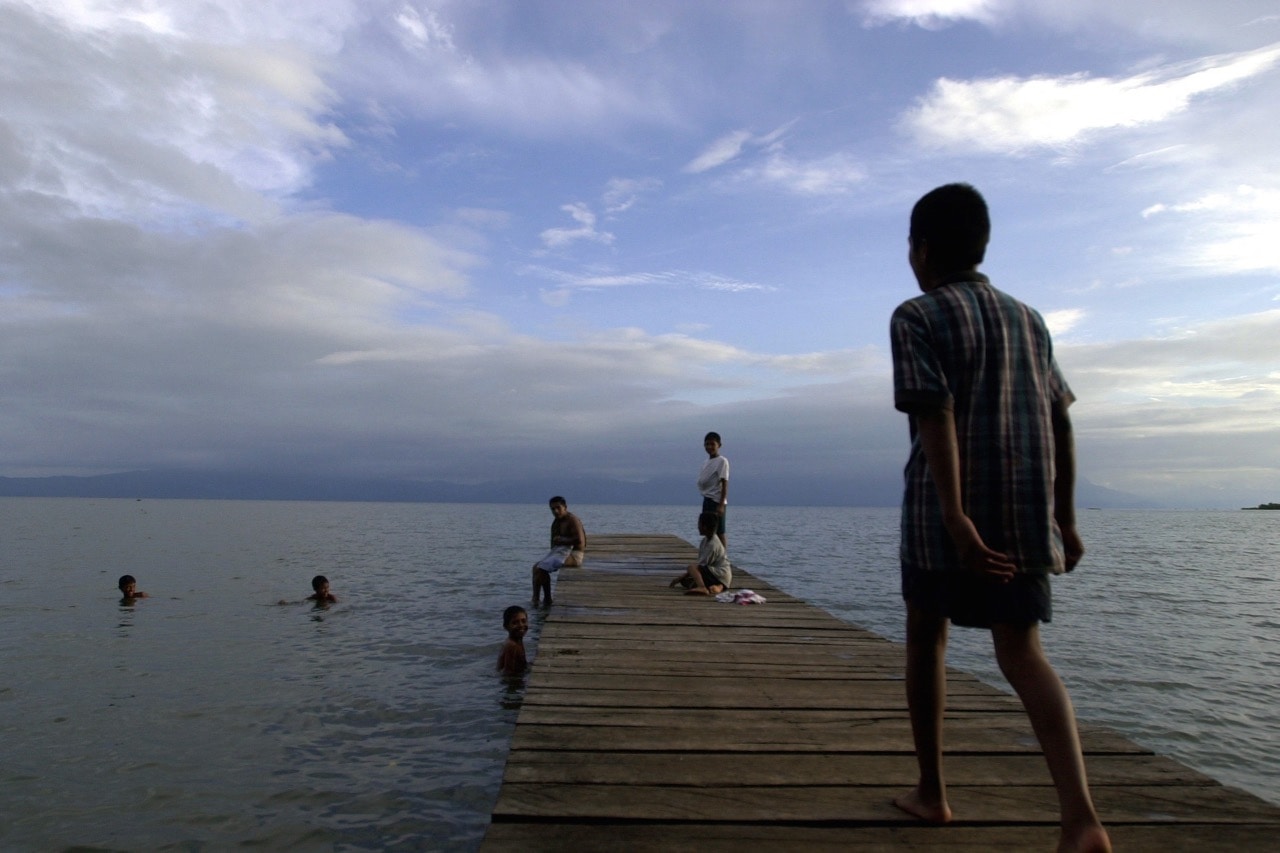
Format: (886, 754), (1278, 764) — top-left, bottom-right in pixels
(902, 568), (1052, 628)
(701, 498), (727, 535)
(696, 565), (724, 589)
(535, 546), (572, 573)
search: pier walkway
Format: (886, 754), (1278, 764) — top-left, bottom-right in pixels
(482, 534), (1280, 851)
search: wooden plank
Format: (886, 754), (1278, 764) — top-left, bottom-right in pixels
(508, 718), (1145, 755)
(483, 534), (1280, 851)
(498, 751), (1217, 788)
(493, 781), (1280, 824)
(483, 823), (1280, 853)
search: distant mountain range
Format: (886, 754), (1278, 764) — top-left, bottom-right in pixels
(0, 469), (1161, 508)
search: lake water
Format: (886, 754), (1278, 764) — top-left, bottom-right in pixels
(1, 498), (1276, 850)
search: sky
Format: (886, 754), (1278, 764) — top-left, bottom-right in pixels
(1, 0), (1278, 508)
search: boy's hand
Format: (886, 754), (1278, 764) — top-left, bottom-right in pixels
(947, 513), (1017, 581)
(1060, 524), (1084, 572)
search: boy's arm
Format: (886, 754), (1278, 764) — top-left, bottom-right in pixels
(915, 408), (1017, 580)
(1052, 400), (1084, 571)
(717, 476), (728, 513)
(567, 515), (585, 550)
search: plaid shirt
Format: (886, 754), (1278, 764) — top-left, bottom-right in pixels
(890, 273), (1074, 574)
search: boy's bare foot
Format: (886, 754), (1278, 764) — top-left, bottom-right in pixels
(893, 787), (952, 824)
(668, 577), (682, 588)
(1058, 824), (1111, 853)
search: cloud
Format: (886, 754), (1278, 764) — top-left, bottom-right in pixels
(684, 126), (865, 195)
(743, 151), (866, 195)
(394, 4), (456, 51)
(1043, 308), (1086, 337)
(861, 0), (1000, 29)
(602, 177), (662, 214)
(1142, 185), (1280, 275)
(862, 0), (1280, 51)
(538, 203), (615, 249)
(336, 2), (678, 135)
(525, 266), (773, 306)
(0, 2), (352, 227)
(903, 43), (1280, 154)
(1060, 309), (1280, 502)
(684, 129), (754, 173)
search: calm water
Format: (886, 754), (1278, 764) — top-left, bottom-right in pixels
(0, 499), (1277, 851)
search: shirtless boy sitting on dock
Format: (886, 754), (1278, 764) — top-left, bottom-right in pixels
(531, 496), (586, 607)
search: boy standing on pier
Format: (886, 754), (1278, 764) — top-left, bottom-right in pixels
(889, 183), (1110, 852)
(696, 432), (729, 549)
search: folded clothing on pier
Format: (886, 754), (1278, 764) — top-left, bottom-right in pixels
(716, 589), (766, 605)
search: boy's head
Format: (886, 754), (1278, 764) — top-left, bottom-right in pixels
(118, 574), (136, 594)
(503, 605), (528, 635)
(548, 496), (568, 516)
(703, 432), (721, 455)
(697, 511), (719, 536)
(909, 183), (990, 276)
(311, 575), (328, 592)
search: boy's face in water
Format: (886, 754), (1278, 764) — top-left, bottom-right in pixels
(505, 610), (528, 639)
(119, 580), (136, 597)
(314, 580), (330, 598)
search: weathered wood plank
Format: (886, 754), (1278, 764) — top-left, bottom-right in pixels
(498, 751), (1215, 788)
(508, 717), (1145, 754)
(483, 823), (1280, 853)
(493, 781), (1280, 824)
(516, 684), (1012, 709)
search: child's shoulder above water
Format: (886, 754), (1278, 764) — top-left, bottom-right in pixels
(278, 574), (338, 605)
(118, 574), (148, 601)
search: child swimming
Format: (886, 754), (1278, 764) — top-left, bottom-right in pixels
(306, 575), (338, 604)
(497, 605), (529, 675)
(118, 574), (148, 602)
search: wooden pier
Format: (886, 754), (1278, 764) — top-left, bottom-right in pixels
(482, 535), (1280, 851)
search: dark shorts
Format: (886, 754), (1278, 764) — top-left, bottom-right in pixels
(696, 565), (724, 589)
(902, 568), (1052, 628)
(701, 497), (726, 535)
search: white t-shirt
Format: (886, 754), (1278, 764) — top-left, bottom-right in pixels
(697, 455), (729, 502)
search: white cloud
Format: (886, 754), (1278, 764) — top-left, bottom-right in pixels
(394, 4), (455, 51)
(538, 203), (614, 249)
(523, 266), (771, 293)
(1043, 308), (1085, 337)
(861, 0), (1000, 29)
(746, 151), (866, 195)
(684, 129), (754, 173)
(0, 1), (348, 225)
(602, 177), (662, 214)
(862, 0), (1280, 51)
(684, 125), (864, 195)
(1142, 185), (1280, 275)
(904, 43), (1280, 154)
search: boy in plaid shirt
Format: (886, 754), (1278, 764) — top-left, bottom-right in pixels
(889, 183), (1109, 853)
